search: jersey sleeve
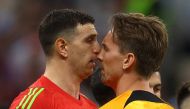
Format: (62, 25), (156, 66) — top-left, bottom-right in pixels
(9, 87), (52, 109)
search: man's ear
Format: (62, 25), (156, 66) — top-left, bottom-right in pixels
(122, 53), (135, 70)
(55, 38), (68, 58)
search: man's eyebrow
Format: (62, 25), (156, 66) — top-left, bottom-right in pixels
(90, 34), (97, 37)
(155, 84), (161, 87)
(102, 43), (106, 48)
(84, 32), (96, 39)
(86, 33), (98, 38)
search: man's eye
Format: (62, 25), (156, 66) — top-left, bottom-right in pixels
(85, 36), (96, 43)
(87, 38), (94, 42)
(102, 44), (109, 51)
(153, 85), (161, 93)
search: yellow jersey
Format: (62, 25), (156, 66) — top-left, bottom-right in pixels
(99, 90), (174, 109)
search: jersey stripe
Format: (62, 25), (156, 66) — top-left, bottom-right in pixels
(16, 88), (33, 109)
(21, 88), (39, 109)
(27, 88), (44, 109)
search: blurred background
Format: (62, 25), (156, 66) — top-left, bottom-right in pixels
(0, 0), (190, 108)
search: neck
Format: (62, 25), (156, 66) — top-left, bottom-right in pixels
(44, 57), (82, 99)
(114, 71), (153, 96)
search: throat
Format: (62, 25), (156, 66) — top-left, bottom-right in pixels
(115, 75), (152, 96)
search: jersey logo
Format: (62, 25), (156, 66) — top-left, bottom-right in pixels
(16, 87), (44, 109)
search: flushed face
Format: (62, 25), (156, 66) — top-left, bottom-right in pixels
(98, 30), (124, 87)
(68, 23), (100, 79)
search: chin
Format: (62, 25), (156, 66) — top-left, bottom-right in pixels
(101, 77), (108, 85)
(81, 71), (92, 79)
(101, 78), (113, 88)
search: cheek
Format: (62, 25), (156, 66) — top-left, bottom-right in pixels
(181, 100), (190, 109)
(68, 48), (86, 67)
(74, 46), (90, 59)
(103, 53), (116, 65)
(103, 53), (122, 70)
(156, 93), (161, 98)
(103, 54), (123, 77)
(79, 46), (93, 57)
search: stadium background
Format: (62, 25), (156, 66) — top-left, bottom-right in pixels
(0, 0), (190, 108)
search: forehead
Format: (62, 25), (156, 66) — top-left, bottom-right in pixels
(76, 23), (97, 35)
(151, 72), (161, 80)
(102, 30), (114, 44)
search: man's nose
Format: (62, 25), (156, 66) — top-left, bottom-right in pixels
(97, 49), (103, 62)
(93, 42), (100, 55)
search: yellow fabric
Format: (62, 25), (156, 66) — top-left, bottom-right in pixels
(100, 91), (133, 109)
(124, 100), (173, 109)
(99, 91), (174, 109)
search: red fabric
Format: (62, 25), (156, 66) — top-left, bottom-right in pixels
(9, 76), (98, 109)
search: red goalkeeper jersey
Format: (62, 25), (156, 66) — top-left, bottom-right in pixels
(9, 76), (98, 109)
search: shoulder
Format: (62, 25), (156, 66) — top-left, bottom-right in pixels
(124, 101), (174, 109)
(100, 90), (174, 109)
(100, 91), (133, 109)
(124, 90), (174, 109)
(124, 90), (164, 106)
(9, 87), (53, 109)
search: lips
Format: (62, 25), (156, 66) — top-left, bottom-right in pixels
(89, 59), (96, 68)
(97, 60), (103, 70)
(90, 61), (95, 66)
(89, 59), (95, 63)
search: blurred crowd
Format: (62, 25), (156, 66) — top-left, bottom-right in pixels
(0, 0), (190, 108)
